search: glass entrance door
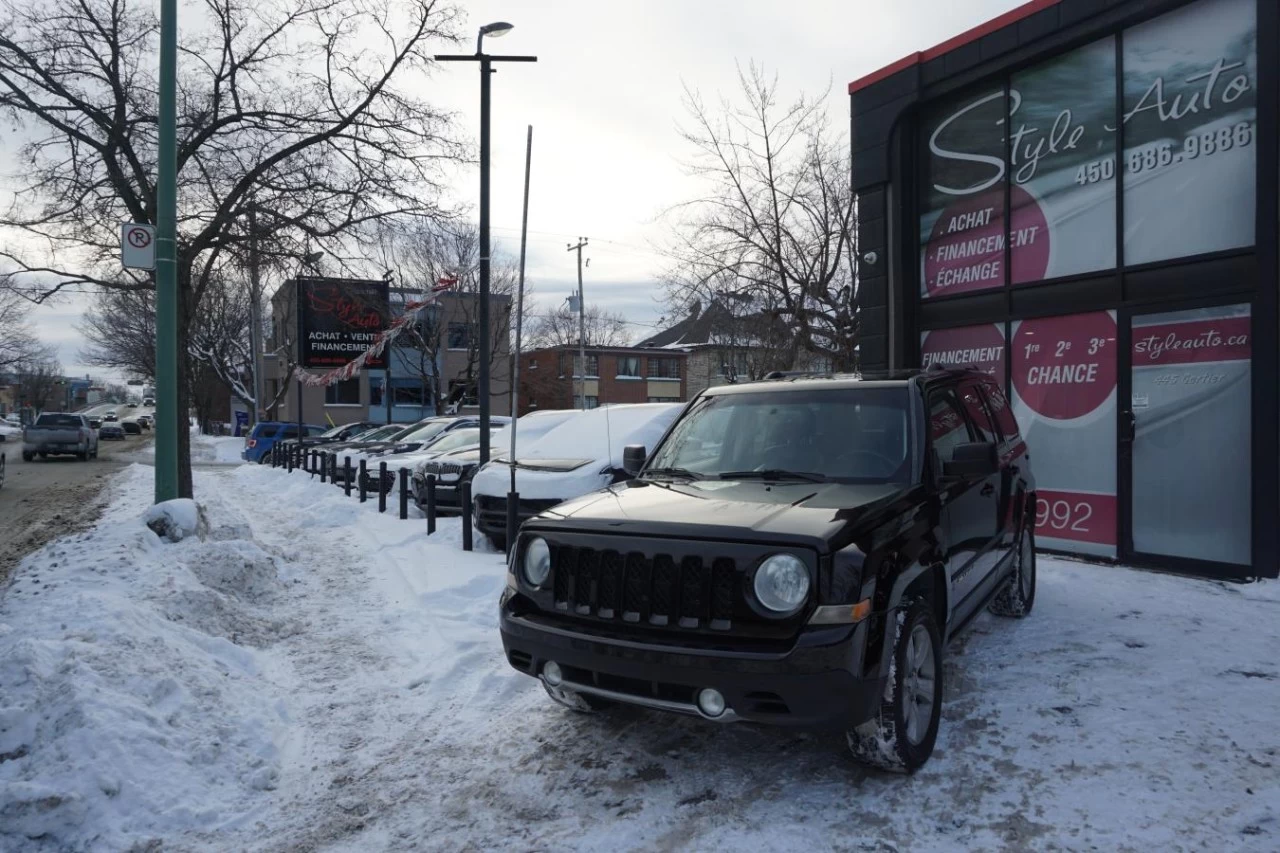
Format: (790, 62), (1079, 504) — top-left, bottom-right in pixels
(1123, 303), (1252, 569)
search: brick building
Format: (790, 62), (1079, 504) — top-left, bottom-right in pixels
(518, 345), (687, 415)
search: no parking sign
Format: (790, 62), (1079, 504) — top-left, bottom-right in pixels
(121, 223), (156, 270)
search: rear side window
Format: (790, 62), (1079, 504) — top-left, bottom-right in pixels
(959, 384), (1000, 443)
(981, 382), (1021, 442)
(927, 390), (973, 463)
(307, 426), (327, 436)
(278, 426), (300, 440)
(250, 424), (271, 438)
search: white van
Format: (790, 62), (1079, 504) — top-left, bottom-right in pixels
(469, 403), (683, 549)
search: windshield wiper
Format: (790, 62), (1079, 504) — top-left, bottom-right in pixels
(718, 469), (829, 483)
(642, 467), (704, 480)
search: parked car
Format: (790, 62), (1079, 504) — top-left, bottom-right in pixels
(22, 413), (99, 460)
(413, 410), (582, 514)
(2, 413), (20, 426)
(0, 420), (20, 442)
(104, 411), (118, 422)
(500, 367), (1036, 774)
(277, 421), (380, 457)
(241, 421), (327, 463)
(356, 426), (495, 494)
(471, 404), (684, 550)
(99, 423), (126, 440)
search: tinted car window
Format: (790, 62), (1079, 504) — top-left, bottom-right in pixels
(960, 384), (1000, 443)
(278, 426), (300, 439)
(982, 382), (1020, 441)
(927, 390), (973, 463)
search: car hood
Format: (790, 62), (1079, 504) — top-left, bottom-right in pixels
(535, 478), (915, 551)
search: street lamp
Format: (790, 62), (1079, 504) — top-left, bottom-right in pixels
(435, 26), (536, 466)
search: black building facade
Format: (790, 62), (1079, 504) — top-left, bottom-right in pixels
(851, 0), (1277, 579)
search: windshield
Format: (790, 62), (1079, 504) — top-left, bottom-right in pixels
(398, 419), (452, 443)
(319, 424), (349, 438)
(421, 428), (482, 453)
(646, 388), (911, 483)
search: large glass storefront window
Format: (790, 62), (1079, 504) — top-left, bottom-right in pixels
(1121, 0), (1257, 265)
(1010, 311), (1119, 557)
(918, 86), (1007, 300)
(1009, 37), (1116, 283)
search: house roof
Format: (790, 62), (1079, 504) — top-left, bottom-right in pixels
(636, 301), (739, 348)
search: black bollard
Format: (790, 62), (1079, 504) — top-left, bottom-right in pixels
(286, 444), (293, 472)
(426, 474), (437, 535)
(343, 457), (353, 497)
(505, 491), (520, 558)
(358, 460), (368, 502)
(319, 452), (327, 483)
(398, 468), (409, 520)
(460, 482), (473, 552)
(378, 462), (387, 513)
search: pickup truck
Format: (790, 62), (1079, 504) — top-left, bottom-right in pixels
(23, 413), (99, 461)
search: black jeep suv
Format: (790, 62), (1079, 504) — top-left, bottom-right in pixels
(500, 366), (1036, 772)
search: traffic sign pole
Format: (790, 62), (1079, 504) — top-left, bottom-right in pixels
(153, 0), (179, 502)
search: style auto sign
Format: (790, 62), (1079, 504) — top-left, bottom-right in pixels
(297, 278), (390, 369)
(920, 0), (1256, 297)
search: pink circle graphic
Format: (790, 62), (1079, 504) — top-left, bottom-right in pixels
(1012, 312), (1117, 421)
(920, 324), (1005, 378)
(924, 186), (1049, 298)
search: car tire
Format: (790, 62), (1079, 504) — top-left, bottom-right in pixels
(847, 600), (943, 774)
(77, 451), (88, 461)
(542, 681), (615, 713)
(989, 521), (1036, 618)
(22, 451), (34, 462)
(38, 452), (47, 459)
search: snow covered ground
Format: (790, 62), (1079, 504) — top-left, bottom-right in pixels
(1, 464), (1278, 852)
(128, 433), (246, 465)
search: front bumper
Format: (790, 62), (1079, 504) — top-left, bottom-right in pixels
(500, 607), (884, 729)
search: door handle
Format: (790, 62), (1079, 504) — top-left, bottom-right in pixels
(980, 483), (995, 497)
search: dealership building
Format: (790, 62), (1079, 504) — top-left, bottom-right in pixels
(850, 0), (1275, 579)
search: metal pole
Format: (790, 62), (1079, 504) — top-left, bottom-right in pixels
(248, 206), (262, 426)
(359, 459), (368, 503)
(426, 474), (437, 534)
(385, 367), (393, 425)
(510, 125), (532, 493)
(578, 244), (586, 410)
(378, 462), (387, 512)
(399, 468), (410, 520)
(153, 0), (179, 503)
(461, 481), (473, 551)
(478, 53), (492, 466)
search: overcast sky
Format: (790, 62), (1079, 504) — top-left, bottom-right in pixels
(20, 0), (1025, 383)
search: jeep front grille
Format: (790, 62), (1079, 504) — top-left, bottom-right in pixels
(551, 545), (737, 630)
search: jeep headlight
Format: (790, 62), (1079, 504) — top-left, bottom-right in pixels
(522, 537), (551, 588)
(753, 554), (810, 614)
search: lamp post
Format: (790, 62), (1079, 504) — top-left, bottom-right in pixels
(435, 24), (536, 465)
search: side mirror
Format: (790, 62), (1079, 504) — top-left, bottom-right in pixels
(943, 441), (999, 479)
(622, 444), (647, 477)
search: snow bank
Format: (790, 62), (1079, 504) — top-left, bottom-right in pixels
(144, 498), (205, 542)
(0, 466), (291, 850)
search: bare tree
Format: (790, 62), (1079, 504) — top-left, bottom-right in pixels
(663, 64), (859, 372)
(376, 221), (522, 415)
(14, 355), (63, 413)
(0, 0), (464, 496)
(0, 287), (44, 369)
(78, 288), (157, 381)
(526, 304), (631, 350)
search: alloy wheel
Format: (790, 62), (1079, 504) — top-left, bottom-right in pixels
(903, 623), (937, 745)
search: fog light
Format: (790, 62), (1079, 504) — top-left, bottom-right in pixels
(697, 688), (726, 718)
(542, 661), (563, 686)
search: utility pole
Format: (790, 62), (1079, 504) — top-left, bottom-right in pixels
(248, 206), (263, 426)
(153, 0), (179, 502)
(567, 238), (588, 410)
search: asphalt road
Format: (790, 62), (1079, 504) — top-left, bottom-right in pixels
(0, 431), (153, 584)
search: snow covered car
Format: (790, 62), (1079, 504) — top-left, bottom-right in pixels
(470, 403), (684, 550)
(413, 409), (582, 515)
(356, 426), (491, 494)
(0, 420), (20, 442)
(500, 367), (1037, 773)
